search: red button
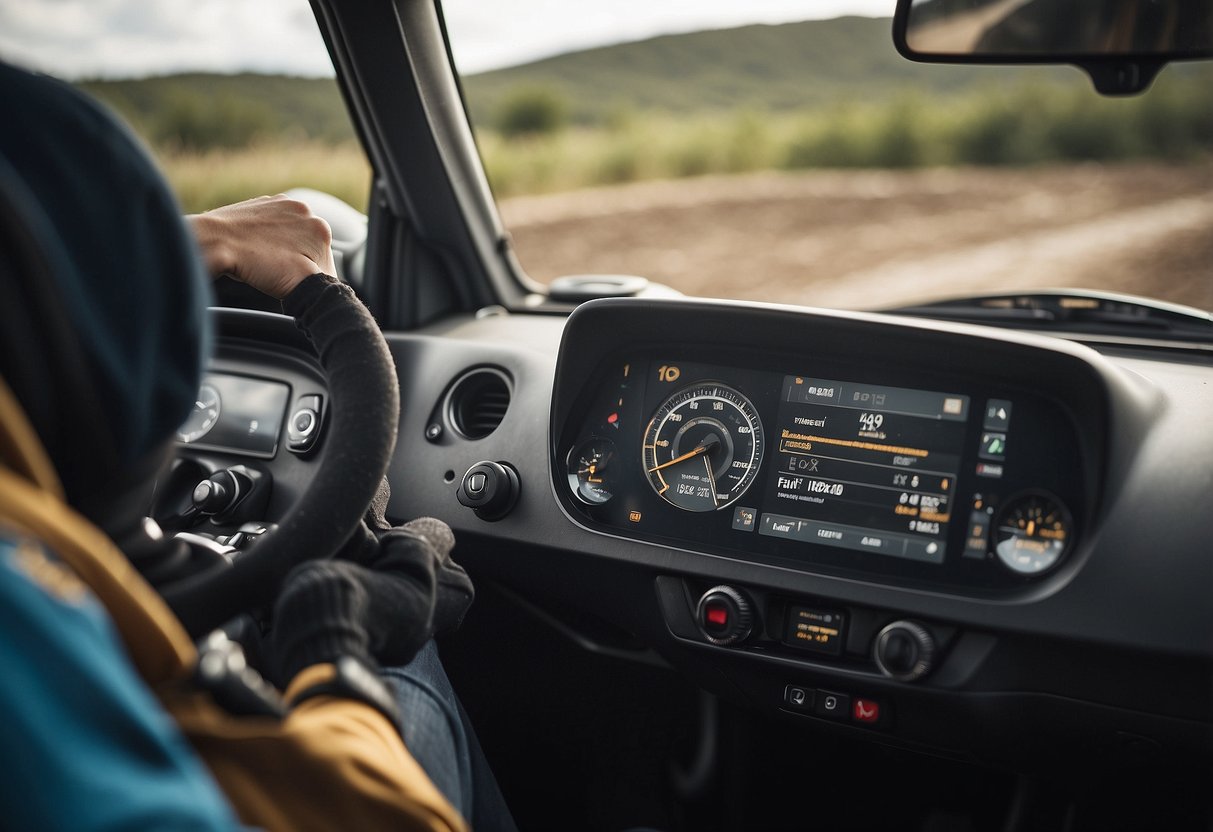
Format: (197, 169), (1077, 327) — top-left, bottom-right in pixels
(852, 698), (880, 724)
(705, 605), (729, 627)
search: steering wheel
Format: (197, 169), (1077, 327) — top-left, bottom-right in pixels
(163, 279), (400, 637)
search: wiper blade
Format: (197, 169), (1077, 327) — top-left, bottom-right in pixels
(886, 290), (1213, 342)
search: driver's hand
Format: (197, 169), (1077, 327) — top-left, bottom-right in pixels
(187, 195), (337, 299)
(350, 516), (476, 642)
(341, 480), (475, 640)
(271, 528), (455, 685)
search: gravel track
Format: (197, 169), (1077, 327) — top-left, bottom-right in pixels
(501, 161), (1213, 312)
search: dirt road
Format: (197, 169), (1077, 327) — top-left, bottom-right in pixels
(500, 161), (1213, 312)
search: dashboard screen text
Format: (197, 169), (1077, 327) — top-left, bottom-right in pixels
(757, 375), (969, 565)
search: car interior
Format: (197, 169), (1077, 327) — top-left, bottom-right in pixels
(10, 0), (1213, 830)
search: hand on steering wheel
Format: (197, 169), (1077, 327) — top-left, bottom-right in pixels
(188, 195), (337, 299)
(163, 274), (400, 637)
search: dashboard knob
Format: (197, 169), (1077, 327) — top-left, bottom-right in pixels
(456, 461), (520, 521)
(192, 476), (233, 515)
(874, 620), (936, 682)
(695, 585), (754, 646)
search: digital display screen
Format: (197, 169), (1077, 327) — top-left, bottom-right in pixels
(757, 375), (969, 565)
(562, 345), (1079, 591)
(177, 373), (290, 457)
(783, 605), (845, 655)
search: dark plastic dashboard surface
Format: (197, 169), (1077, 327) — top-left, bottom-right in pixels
(198, 303), (1213, 770)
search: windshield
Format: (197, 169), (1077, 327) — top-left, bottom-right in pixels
(442, 2), (1212, 311)
(1, 1), (1209, 312)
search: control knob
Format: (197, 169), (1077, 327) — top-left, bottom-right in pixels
(192, 473), (238, 515)
(456, 461), (520, 521)
(874, 620), (936, 681)
(695, 585), (754, 646)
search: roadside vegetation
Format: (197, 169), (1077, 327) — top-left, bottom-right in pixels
(478, 71), (1212, 196)
(81, 22), (1212, 212)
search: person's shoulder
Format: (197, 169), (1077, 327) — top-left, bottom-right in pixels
(0, 60), (157, 186)
(0, 62), (116, 131)
(0, 533), (95, 611)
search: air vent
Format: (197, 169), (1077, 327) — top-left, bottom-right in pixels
(446, 368), (512, 439)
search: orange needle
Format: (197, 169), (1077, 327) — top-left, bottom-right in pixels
(647, 436), (719, 473)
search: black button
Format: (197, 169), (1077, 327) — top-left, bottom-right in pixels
(467, 472), (487, 495)
(293, 410), (316, 435)
(784, 685), (814, 711)
(814, 690), (851, 721)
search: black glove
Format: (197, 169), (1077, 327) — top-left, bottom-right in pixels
(271, 479), (474, 685)
(339, 478), (475, 637)
(270, 555), (435, 686)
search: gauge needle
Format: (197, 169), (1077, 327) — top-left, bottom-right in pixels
(647, 436), (719, 473)
(580, 452), (613, 483)
(702, 455), (720, 504)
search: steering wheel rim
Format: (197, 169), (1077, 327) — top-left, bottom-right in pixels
(163, 280), (400, 637)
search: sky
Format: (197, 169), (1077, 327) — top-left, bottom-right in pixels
(0, 0), (894, 79)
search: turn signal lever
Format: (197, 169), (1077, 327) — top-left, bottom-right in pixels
(190, 466), (268, 523)
(156, 462), (271, 531)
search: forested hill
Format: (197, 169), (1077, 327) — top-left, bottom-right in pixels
(460, 16), (1064, 122)
(78, 15), (1082, 145)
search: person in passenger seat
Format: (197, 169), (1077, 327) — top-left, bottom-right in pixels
(0, 61), (514, 831)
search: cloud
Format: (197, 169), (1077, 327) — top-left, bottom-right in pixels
(0, 0), (333, 78)
(0, 0), (894, 79)
(445, 0), (894, 73)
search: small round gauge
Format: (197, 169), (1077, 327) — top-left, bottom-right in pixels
(994, 491), (1073, 575)
(567, 438), (619, 504)
(177, 383), (222, 444)
(642, 382), (764, 512)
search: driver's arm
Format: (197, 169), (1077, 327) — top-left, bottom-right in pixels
(178, 201), (471, 831)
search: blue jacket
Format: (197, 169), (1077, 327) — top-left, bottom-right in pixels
(0, 535), (245, 830)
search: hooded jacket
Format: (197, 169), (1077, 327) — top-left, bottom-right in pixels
(0, 63), (465, 832)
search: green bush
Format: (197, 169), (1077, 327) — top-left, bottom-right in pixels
(594, 140), (645, 184)
(150, 94), (274, 151)
(783, 113), (870, 169)
(870, 100), (925, 168)
(950, 93), (1036, 165)
(495, 87), (569, 139)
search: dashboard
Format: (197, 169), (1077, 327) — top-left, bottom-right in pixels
(553, 328), (1090, 595)
(190, 298), (1213, 775)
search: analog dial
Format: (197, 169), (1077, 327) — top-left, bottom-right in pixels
(642, 383), (764, 512)
(567, 438), (618, 505)
(994, 492), (1072, 574)
(177, 383), (222, 444)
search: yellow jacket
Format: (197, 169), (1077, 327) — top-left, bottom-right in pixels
(0, 375), (467, 832)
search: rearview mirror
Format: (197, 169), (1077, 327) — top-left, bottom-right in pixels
(893, 0), (1213, 94)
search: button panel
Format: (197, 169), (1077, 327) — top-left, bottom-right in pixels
(782, 684), (887, 729)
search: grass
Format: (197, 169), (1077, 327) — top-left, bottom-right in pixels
(476, 72), (1212, 198)
(155, 141), (370, 214)
(148, 71), (1211, 213)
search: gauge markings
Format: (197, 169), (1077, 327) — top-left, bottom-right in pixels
(641, 382), (764, 512)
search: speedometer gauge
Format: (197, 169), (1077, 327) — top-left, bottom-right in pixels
(177, 383), (221, 443)
(642, 382), (764, 512)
